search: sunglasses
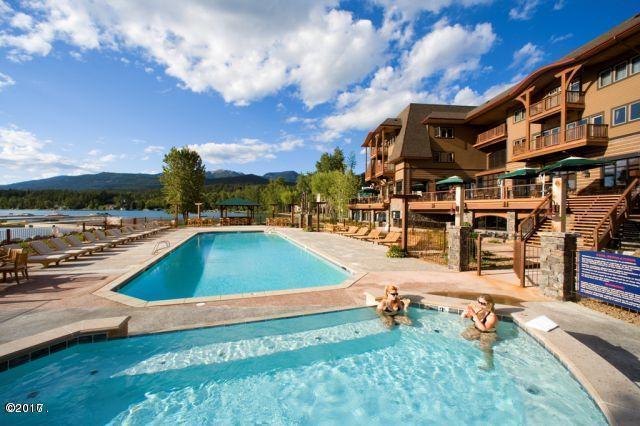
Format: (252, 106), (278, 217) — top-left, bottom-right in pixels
(389, 292), (398, 296)
(477, 300), (487, 306)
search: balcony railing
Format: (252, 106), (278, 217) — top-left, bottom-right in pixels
(375, 161), (393, 176)
(370, 145), (388, 158)
(529, 91), (584, 118)
(465, 184), (548, 200)
(476, 122), (507, 147)
(365, 165), (373, 181)
(349, 196), (385, 205)
(512, 124), (608, 159)
(417, 190), (456, 202)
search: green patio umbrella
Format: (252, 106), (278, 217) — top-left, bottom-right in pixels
(539, 157), (605, 174)
(359, 187), (378, 195)
(497, 168), (539, 180)
(435, 175), (465, 185)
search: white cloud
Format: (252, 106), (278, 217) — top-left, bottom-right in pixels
(144, 66), (154, 74)
(87, 148), (101, 156)
(511, 42), (544, 71)
(0, 1), (387, 107)
(0, 125), (101, 183)
(143, 145), (164, 154)
(189, 137), (303, 165)
(319, 20), (496, 140)
(553, 0), (565, 10)
(509, 0), (540, 20)
(550, 33), (572, 44)
(0, 71), (15, 90)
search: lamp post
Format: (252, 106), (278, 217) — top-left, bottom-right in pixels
(195, 202), (203, 219)
(315, 200), (326, 232)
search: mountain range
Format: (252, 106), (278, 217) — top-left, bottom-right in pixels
(0, 170), (299, 191)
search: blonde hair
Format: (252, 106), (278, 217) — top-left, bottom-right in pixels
(384, 285), (399, 298)
(479, 294), (495, 313)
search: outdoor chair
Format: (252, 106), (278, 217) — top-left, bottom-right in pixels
(336, 226), (359, 235)
(0, 248), (29, 283)
(353, 228), (381, 240)
(375, 232), (401, 245)
(96, 230), (129, 245)
(28, 241), (74, 266)
(84, 231), (118, 247)
(348, 227), (370, 238)
(50, 238), (93, 257)
(67, 235), (109, 252)
(108, 228), (139, 241)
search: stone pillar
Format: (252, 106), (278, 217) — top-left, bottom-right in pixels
(506, 212), (517, 239)
(401, 197), (409, 253)
(447, 225), (471, 271)
(551, 176), (567, 232)
(454, 185), (465, 227)
(539, 232), (578, 300)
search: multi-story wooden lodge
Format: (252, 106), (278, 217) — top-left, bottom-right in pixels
(349, 13), (640, 250)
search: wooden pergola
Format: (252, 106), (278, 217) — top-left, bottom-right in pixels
(216, 198), (260, 224)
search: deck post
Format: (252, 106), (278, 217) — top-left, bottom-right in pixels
(454, 185), (465, 226)
(551, 176), (567, 232)
(447, 225), (471, 271)
(401, 198), (409, 253)
(476, 234), (482, 276)
(539, 232), (578, 300)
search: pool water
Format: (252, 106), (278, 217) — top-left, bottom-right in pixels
(118, 232), (350, 301)
(0, 308), (605, 425)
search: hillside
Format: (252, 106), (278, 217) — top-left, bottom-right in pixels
(0, 169), (298, 191)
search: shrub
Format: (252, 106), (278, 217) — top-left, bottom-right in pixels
(386, 245), (406, 258)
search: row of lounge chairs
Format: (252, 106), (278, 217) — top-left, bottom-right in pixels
(328, 225), (401, 246)
(2, 224), (170, 268)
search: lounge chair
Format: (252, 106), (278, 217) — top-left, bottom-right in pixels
(124, 226), (154, 238)
(67, 235), (109, 252)
(348, 227), (370, 238)
(114, 227), (146, 240)
(106, 229), (137, 242)
(342, 226), (367, 236)
(96, 230), (129, 245)
(0, 248), (28, 283)
(84, 231), (118, 247)
(132, 225), (158, 236)
(375, 232), (401, 245)
(353, 228), (382, 240)
(335, 226), (358, 235)
(27, 241), (73, 266)
(32, 240), (84, 260)
(50, 238), (93, 257)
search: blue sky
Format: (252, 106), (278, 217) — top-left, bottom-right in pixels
(0, 0), (637, 184)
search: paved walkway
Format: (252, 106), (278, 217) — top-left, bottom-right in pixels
(0, 226), (638, 393)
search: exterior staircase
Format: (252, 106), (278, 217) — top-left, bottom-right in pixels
(522, 179), (639, 250)
(567, 194), (621, 249)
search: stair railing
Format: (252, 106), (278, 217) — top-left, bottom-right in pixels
(592, 178), (640, 250)
(518, 192), (553, 242)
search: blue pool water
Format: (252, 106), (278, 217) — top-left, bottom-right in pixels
(0, 308), (605, 425)
(118, 232), (350, 301)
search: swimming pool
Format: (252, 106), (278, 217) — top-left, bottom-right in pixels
(0, 308), (605, 425)
(117, 232), (350, 301)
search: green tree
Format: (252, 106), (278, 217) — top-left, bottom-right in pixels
(315, 147), (346, 173)
(311, 170), (358, 221)
(160, 147), (206, 222)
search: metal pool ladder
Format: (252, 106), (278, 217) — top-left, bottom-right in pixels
(264, 227), (276, 234)
(152, 240), (170, 255)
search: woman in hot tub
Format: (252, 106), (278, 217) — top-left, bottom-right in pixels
(376, 285), (412, 328)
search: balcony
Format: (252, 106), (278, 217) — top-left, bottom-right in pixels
(348, 196), (388, 210)
(374, 161), (394, 177)
(529, 91), (584, 122)
(408, 185), (547, 212)
(369, 145), (388, 158)
(475, 123), (507, 149)
(512, 124), (608, 161)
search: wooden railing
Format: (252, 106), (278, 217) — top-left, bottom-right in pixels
(417, 190), (455, 202)
(565, 123), (608, 142)
(465, 186), (501, 200)
(518, 193), (553, 241)
(375, 161), (393, 176)
(349, 196), (385, 205)
(592, 178), (640, 250)
(464, 184), (547, 200)
(365, 165), (373, 181)
(507, 183), (546, 199)
(529, 91), (584, 118)
(476, 122), (507, 146)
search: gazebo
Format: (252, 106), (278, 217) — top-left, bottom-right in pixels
(216, 198), (260, 226)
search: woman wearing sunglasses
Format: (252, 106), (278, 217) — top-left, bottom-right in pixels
(376, 285), (412, 328)
(461, 294), (498, 370)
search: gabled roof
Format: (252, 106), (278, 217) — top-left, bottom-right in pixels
(216, 198), (259, 207)
(388, 104), (475, 162)
(464, 13), (640, 121)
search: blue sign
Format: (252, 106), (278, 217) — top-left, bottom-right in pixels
(578, 251), (640, 311)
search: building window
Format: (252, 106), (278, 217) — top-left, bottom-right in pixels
(614, 61), (628, 82)
(589, 113), (604, 125)
(568, 78), (581, 92)
(632, 56), (640, 75)
(599, 69), (612, 87)
(395, 180), (404, 194)
(433, 151), (454, 163)
(612, 105), (627, 126)
(474, 216), (507, 231)
(513, 108), (526, 123)
(602, 156), (640, 188)
(488, 148), (506, 169)
(435, 127), (454, 138)
(630, 101), (640, 122)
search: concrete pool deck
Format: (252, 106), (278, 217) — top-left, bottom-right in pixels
(0, 226), (639, 423)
